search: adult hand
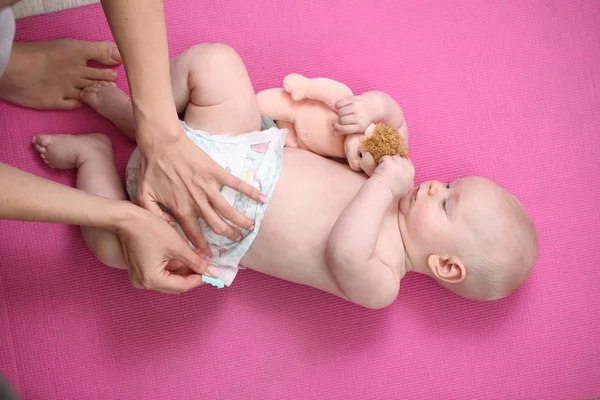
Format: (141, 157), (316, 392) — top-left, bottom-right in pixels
(135, 122), (266, 252)
(115, 206), (220, 294)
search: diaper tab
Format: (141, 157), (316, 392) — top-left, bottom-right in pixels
(202, 276), (225, 289)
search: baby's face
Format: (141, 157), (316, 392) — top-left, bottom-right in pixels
(399, 176), (504, 262)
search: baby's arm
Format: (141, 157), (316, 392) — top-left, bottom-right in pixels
(325, 156), (414, 309)
(335, 91), (406, 138)
(364, 91), (405, 129)
(326, 178), (398, 309)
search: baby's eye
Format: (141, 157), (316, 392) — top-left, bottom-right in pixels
(445, 182), (450, 188)
(359, 151), (363, 159)
(442, 199), (447, 212)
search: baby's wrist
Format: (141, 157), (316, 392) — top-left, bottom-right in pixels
(367, 175), (396, 200)
(361, 91), (386, 123)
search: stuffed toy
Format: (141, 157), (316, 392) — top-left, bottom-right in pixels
(257, 73), (407, 176)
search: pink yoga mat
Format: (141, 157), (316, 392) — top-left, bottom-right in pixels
(1, 0), (599, 399)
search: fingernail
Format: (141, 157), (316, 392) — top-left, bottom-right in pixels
(259, 194), (267, 203)
(208, 266), (220, 277)
(110, 46), (122, 63)
(249, 224), (255, 231)
(235, 234), (242, 241)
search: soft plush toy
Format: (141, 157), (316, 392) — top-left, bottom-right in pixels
(256, 73), (408, 176)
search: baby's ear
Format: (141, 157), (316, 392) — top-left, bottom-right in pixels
(427, 255), (466, 283)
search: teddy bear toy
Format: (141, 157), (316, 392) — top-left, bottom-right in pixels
(256, 73), (408, 176)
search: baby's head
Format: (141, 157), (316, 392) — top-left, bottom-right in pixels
(399, 176), (538, 301)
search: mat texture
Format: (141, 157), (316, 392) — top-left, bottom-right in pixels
(1, 1), (599, 399)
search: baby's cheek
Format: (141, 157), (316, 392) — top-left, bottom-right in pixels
(406, 211), (435, 243)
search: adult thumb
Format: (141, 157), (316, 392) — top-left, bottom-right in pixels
(175, 246), (220, 278)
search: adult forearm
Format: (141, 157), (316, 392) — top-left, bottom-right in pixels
(0, 162), (136, 230)
(100, 0), (179, 144)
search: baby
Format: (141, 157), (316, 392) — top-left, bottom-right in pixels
(32, 44), (538, 308)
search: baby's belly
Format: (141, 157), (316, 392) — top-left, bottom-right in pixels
(241, 148), (365, 295)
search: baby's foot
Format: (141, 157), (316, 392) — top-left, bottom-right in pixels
(32, 133), (112, 170)
(0, 39), (121, 110)
(81, 82), (135, 138)
(283, 73), (309, 101)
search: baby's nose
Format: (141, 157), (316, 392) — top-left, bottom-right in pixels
(428, 181), (442, 196)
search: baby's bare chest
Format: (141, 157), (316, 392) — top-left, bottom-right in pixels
(242, 149), (402, 288)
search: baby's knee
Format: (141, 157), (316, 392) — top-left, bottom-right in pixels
(188, 43), (243, 68)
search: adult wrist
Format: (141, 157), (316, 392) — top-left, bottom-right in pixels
(106, 200), (147, 234)
(133, 110), (183, 150)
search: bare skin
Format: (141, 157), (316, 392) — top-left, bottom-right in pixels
(35, 44), (535, 306)
(34, 44), (409, 308)
(0, 39), (121, 110)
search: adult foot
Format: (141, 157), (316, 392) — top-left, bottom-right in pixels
(32, 133), (112, 169)
(80, 81), (135, 138)
(0, 39), (121, 110)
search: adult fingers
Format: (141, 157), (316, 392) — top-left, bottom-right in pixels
(210, 191), (255, 231)
(154, 272), (205, 294)
(138, 193), (176, 222)
(218, 170), (266, 204)
(177, 212), (210, 252)
(174, 246), (220, 278)
(201, 202), (242, 241)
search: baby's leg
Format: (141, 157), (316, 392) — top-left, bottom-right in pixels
(173, 43), (261, 134)
(32, 133), (129, 270)
(81, 43), (261, 139)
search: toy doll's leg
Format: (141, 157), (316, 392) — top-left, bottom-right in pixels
(32, 133), (129, 270)
(177, 43), (262, 135)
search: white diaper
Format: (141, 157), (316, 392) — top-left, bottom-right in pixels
(125, 120), (287, 287)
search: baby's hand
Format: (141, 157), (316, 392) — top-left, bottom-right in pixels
(334, 95), (377, 135)
(371, 156), (415, 198)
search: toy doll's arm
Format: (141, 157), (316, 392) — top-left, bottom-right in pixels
(283, 74), (353, 111)
(325, 179), (400, 309)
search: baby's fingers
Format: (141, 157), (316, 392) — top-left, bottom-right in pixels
(336, 103), (356, 117)
(338, 114), (358, 126)
(335, 96), (358, 110)
(333, 122), (361, 135)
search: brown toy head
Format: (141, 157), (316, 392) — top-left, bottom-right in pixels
(361, 123), (408, 161)
(355, 123), (408, 176)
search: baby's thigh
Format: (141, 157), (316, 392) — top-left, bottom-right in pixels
(182, 43), (261, 135)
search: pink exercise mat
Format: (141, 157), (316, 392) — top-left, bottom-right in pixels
(1, 0), (599, 399)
